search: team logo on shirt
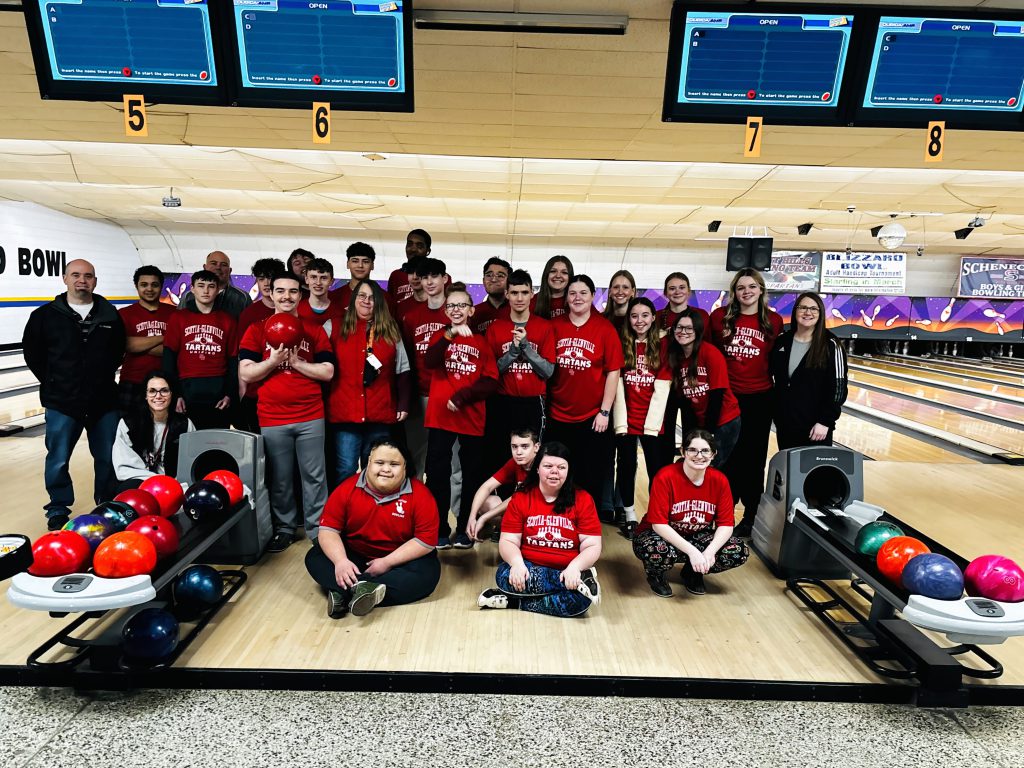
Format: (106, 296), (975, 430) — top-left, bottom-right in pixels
(393, 499), (407, 518)
(134, 319), (167, 336)
(415, 322), (446, 353)
(668, 499), (717, 532)
(555, 337), (595, 370)
(263, 338), (311, 371)
(680, 365), (709, 399)
(623, 355), (655, 389)
(447, 342), (481, 379)
(525, 513), (577, 550)
(501, 340), (540, 377)
(726, 326), (765, 360)
(183, 324), (225, 360)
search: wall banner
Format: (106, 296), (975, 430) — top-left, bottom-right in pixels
(820, 251), (906, 295)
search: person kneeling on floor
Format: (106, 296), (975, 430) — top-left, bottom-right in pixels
(306, 439), (440, 619)
(478, 441), (601, 618)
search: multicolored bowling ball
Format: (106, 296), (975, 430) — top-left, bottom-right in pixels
(901, 553), (964, 601)
(964, 555), (1024, 603)
(91, 500), (139, 533)
(122, 607), (179, 660)
(61, 514), (114, 552)
(183, 480), (231, 524)
(139, 475), (185, 518)
(28, 531), (91, 577)
(854, 520), (904, 558)
(92, 531), (158, 578)
(264, 313), (303, 347)
(173, 564), (224, 613)
(204, 470), (244, 506)
(126, 515), (180, 560)
(876, 536), (930, 584)
(114, 488), (161, 519)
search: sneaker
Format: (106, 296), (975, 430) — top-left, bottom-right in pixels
(646, 574), (673, 598)
(478, 588), (510, 609)
(619, 520), (637, 541)
(349, 581), (386, 617)
(326, 589), (349, 619)
(682, 568), (706, 596)
(733, 518), (754, 539)
(451, 532), (474, 549)
(488, 525), (501, 543)
(46, 514), (70, 532)
(436, 536), (452, 550)
(577, 567), (601, 606)
(266, 531), (293, 553)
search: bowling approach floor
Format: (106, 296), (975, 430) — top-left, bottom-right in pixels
(1, 429), (1023, 706)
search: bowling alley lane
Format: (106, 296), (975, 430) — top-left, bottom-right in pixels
(873, 355), (1024, 387)
(829, 415), (974, 463)
(852, 357), (1024, 400)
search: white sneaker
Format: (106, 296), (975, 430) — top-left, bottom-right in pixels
(477, 588), (509, 609)
(577, 567), (601, 606)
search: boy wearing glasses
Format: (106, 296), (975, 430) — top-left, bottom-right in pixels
(471, 257), (512, 334)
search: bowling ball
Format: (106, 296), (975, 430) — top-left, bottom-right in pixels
(28, 531), (91, 577)
(902, 553), (964, 601)
(114, 488), (161, 519)
(91, 500), (139, 533)
(964, 555), (1024, 603)
(204, 469), (244, 506)
(122, 607), (179, 660)
(139, 474), (185, 518)
(92, 531), (158, 578)
(126, 515), (180, 560)
(264, 313), (303, 347)
(877, 536), (930, 584)
(183, 480), (231, 524)
(173, 564), (224, 612)
(854, 520), (904, 558)
(62, 514), (115, 552)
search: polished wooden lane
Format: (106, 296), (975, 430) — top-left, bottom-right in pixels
(853, 357), (1024, 400)
(850, 369), (1024, 424)
(0, 390), (42, 426)
(874, 355), (1024, 386)
(831, 414), (974, 464)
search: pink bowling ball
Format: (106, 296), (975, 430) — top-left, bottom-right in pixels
(964, 555), (1024, 603)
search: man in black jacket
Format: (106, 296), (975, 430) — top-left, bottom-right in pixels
(23, 259), (126, 530)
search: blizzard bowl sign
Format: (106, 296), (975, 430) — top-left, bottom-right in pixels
(958, 257), (1024, 299)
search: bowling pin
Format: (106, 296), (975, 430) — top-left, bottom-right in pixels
(710, 290), (727, 313)
(249, 283), (260, 300)
(884, 314), (900, 328)
(872, 305), (881, 321)
(952, 343), (958, 356)
(995, 319), (1005, 336)
(939, 297), (955, 323)
(831, 307), (848, 322)
(903, 342), (910, 355)
(983, 308), (1007, 319)
(1009, 346), (1015, 358)
(859, 308), (873, 327)
(914, 319), (932, 326)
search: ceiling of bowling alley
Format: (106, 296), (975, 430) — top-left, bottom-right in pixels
(3, 1), (1024, 255)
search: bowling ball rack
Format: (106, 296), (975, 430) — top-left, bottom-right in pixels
(784, 502), (1024, 708)
(7, 500), (251, 683)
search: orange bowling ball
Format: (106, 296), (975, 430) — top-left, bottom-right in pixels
(876, 536), (930, 584)
(92, 531), (158, 578)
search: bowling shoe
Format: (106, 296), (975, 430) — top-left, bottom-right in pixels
(350, 581), (386, 617)
(577, 567), (601, 606)
(646, 574), (673, 598)
(478, 588), (511, 609)
(682, 566), (706, 596)
(327, 589), (349, 620)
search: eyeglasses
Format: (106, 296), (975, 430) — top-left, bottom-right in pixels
(674, 326), (696, 336)
(445, 302), (472, 310)
(796, 306), (820, 314)
(146, 387), (171, 396)
(483, 271), (508, 280)
(684, 447), (714, 457)
(356, 294), (374, 302)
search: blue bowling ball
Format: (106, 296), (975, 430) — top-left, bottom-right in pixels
(92, 500), (139, 533)
(901, 553), (964, 600)
(62, 514), (114, 552)
(122, 607), (179, 660)
(173, 565), (224, 612)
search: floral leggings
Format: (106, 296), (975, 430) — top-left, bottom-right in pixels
(495, 560), (593, 618)
(632, 527), (749, 578)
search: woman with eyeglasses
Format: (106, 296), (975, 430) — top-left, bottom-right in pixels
(112, 371), (194, 492)
(327, 279), (412, 487)
(770, 292), (849, 449)
(632, 430), (748, 598)
(668, 310), (741, 467)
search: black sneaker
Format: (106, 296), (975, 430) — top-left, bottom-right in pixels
(733, 519), (754, 539)
(577, 567), (601, 606)
(46, 514), (70, 532)
(646, 574), (673, 598)
(266, 531), (293, 553)
(682, 567), (706, 596)
(349, 581), (386, 616)
(436, 536), (452, 550)
(619, 520), (637, 540)
(327, 589), (349, 619)
(451, 532), (474, 549)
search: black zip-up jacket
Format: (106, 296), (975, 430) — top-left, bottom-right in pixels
(769, 329), (848, 434)
(22, 292), (126, 419)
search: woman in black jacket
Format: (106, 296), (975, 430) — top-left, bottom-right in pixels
(770, 292), (849, 449)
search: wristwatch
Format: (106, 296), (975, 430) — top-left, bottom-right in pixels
(598, 409), (610, 417)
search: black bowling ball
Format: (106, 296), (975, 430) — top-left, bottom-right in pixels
(182, 480), (231, 524)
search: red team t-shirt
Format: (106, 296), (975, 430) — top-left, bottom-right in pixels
(501, 486), (602, 569)
(531, 293), (567, 320)
(637, 463), (735, 535)
(319, 474), (440, 559)
(549, 313), (625, 423)
(656, 306), (709, 337)
(621, 338), (672, 435)
(119, 302), (175, 383)
(471, 299), (509, 334)
(400, 301), (449, 395)
(238, 300), (275, 336)
(424, 331), (498, 436)
(492, 457), (529, 487)
(239, 315), (333, 427)
(675, 343), (741, 428)
(707, 308), (783, 394)
(297, 296), (344, 328)
(164, 309), (238, 379)
(485, 315), (556, 398)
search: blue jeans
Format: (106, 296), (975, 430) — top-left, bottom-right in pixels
(495, 560), (592, 618)
(43, 408), (119, 519)
(331, 422), (391, 488)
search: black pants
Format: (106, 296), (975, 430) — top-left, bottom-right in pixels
(721, 390), (774, 515)
(117, 380), (146, 417)
(305, 544), (440, 606)
(775, 425), (834, 451)
(545, 417), (613, 503)
(234, 396), (261, 434)
(615, 434), (669, 510)
(483, 394), (546, 478)
(425, 428), (485, 538)
(181, 377), (231, 430)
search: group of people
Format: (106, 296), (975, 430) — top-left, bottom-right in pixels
(22, 230), (849, 620)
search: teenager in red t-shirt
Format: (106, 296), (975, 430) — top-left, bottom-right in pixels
(162, 269), (238, 430)
(466, 427), (540, 541)
(387, 228), (431, 309)
(707, 268), (784, 537)
(307, 439), (440, 618)
(327, 241), (376, 311)
(299, 257), (345, 332)
(235, 258), (286, 432)
(612, 298), (671, 537)
(477, 442), (602, 618)
(532, 255), (573, 320)
(471, 256), (511, 334)
(633, 430), (748, 598)
(547, 275), (624, 508)
(423, 285), (498, 549)
(239, 274), (336, 553)
(601, 269), (636, 333)
(119, 266), (175, 414)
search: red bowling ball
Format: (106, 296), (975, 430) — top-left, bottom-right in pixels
(126, 515), (181, 560)
(964, 555), (1024, 603)
(263, 313), (303, 347)
(139, 475), (185, 518)
(876, 536), (930, 584)
(92, 532), (158, 578)
(29, 531), (91, 577)
(204, 470), (244, 506)
(115, 488), (161, 519)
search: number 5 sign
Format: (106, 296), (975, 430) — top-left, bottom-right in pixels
(123, 95), (148, 137)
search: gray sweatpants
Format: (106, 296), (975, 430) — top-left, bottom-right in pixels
(262, 418), (327, 539)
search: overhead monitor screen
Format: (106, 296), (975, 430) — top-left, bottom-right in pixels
(864, 16), (1024, 111)
(36, 0), (217, 87)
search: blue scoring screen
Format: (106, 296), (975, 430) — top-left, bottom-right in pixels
(864, 17), (1024, 111)
(38, 0), (217, 86)
(677, 12), (853, 107)
(233, 0), (406, 93)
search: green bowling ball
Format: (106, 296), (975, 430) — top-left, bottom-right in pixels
(854, 520), (905, 558)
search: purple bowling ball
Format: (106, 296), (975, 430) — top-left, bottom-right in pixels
(901, 553), (964, 601)
(62, 514), (115, 552)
